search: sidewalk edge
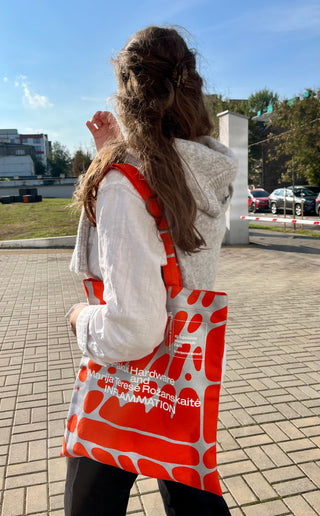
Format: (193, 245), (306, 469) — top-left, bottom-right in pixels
(0, 235), (76, 249)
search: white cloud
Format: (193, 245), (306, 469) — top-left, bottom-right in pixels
(3, 77), (9, 83)
(24, 127), (59, 139)
(15, 75), (53, 109)
(14, 75), (27, 87)
(22, 83), (53, 108)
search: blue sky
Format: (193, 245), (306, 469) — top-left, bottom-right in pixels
(1, 0), (319, 154)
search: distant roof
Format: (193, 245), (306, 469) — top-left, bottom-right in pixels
(0, 128), (19, 134)
(251, 112), (273, 122)
(20, 133), (48, 138)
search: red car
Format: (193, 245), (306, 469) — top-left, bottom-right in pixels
(248, 189), (270, 213)
(316, 193), (320, 216)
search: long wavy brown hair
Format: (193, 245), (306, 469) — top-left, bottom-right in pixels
(75, 26), (213, 253)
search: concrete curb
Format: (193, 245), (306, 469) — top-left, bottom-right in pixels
(0, 235), (76, 249)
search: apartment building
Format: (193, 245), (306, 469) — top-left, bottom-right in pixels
(0, 129), (51, 177)
(19, 132), (51, 166)
(0, 129), (51, 165)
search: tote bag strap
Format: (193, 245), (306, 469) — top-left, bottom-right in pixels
(96, 163), (182, 288)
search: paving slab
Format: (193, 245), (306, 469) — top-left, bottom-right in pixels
(0, 229), (319, 515)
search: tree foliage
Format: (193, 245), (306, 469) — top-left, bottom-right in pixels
(205, 94), (249, 139)
(47, 141), (72, 177)
(267, 89), (320, 186)
(247, 88), (279, 115)
(32, 155), (47, 176)
(72, 149), (92, 177)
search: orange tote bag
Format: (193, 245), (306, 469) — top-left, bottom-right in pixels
(62, 163), (228, 495)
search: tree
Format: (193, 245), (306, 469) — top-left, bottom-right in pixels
(32, 155), (47, 176)
(72, 149), (92, 177)
(47, 141), (72, 177)
(205, 94), (250, 139)
(204, 94), (227, 139)
(247, 88), (279, 115)
(267, 89), (320, 186)
(247, 120), (265, 187)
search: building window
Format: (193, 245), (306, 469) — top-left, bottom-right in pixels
(16, 150), (26, 155)
(33, 138), (41, 144)
(34, 146), (42, 152)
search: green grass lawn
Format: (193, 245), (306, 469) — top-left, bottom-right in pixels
(1, 198), (319, 241)
(249, 223), (320, 238)
(0, 198), (81, 240)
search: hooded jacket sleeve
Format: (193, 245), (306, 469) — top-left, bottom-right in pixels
(75, 176), (168, 366)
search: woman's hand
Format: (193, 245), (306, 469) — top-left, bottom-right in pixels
(69, 305), (87, 336)
(86, 111), (122, 154)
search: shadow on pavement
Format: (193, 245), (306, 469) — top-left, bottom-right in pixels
(249, 230), (320, 255)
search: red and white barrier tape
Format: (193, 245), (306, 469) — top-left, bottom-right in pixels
(240, 215), (320, 226)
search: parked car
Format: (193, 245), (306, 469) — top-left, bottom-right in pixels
(316, 193), (320, 216)
(269, 187), (317, 216)
(293, 185), (320, 195)
(248, 189), (270, 213)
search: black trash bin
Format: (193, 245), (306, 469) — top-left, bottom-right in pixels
(13, 195), (23, 203)
(0, 195), (14, 204)
(19, 188), (37, 201)
(19, 188), (38, 197)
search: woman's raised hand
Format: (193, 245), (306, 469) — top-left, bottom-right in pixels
(86, 111), (123, 154)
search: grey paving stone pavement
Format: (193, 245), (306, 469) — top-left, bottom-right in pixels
(0, 229), (319, 516)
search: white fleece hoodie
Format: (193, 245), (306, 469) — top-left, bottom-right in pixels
(70, 136), (237, 366)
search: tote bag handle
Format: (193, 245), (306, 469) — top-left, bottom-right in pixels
(96, 163), (182, 288)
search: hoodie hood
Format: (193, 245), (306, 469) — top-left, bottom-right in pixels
(174, 136), (237, 217)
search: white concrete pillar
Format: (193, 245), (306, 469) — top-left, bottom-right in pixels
(217, 110), (249, 245)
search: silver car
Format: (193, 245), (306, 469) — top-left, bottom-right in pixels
(269, 187), (316, 216)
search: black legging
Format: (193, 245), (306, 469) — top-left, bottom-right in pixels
(64, 457), (231, 516)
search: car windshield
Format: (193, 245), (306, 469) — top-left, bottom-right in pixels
(293, 188), (315, 197)
(251, 191), (269, 198)
(306, 187), (320, 193)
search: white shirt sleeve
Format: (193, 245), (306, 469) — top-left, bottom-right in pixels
(75, 175), (168, 366)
